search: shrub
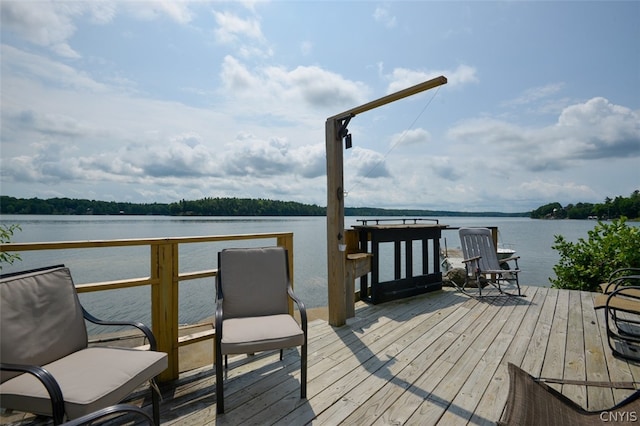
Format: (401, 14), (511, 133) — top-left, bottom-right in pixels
(0, 224), (22, 270)
(550, 218), (640, 291)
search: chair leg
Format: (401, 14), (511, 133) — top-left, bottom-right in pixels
(301, 342), (307, 399)
(475, 269), (482, 297)
(280, 349), (283, 361)
(216, 342), (224, 414)
(150, 378), (160, 425)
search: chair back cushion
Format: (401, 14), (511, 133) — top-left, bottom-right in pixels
(459, 227), (502, 271)
(218, 247), (290, 319)
(1, 266), (88, 382)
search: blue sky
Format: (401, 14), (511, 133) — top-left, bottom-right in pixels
(1, 1), (638, 213)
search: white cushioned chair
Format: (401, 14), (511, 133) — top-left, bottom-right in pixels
(0, 265), (167, 425)
(215, 247), (307, 414)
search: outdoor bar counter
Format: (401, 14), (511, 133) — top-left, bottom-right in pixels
(353, 219), (447, 304)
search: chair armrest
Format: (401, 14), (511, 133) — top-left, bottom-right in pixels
(1, 363), (65, 424)
(81, 308), (158, 351)
(499, 256), (521, 271)
(609, 268), (640, 282)
(288, 287), (307, 332)
(597, 286), (640, 314)
(215, 297), (224, 337)
(601, 275), (640, 294)
(62, 404), (153, 425)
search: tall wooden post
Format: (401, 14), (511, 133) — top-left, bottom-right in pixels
(326, 117), (347, 326)
(326, 76), (447, 327)
(151, 242), (179, 381)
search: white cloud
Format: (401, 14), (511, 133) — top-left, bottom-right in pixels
(0, 0), (82, 57)
(391, 128), (431, 147)
(0, 1), (193, 58)
(346, 147), (391, 179)
(214, 10), (263, 42)
(448, 97), (640, 173)
(119, 1), (193, 24)
(386, 64), (478, 94)
(518, 180), (599, 202)
(504, 83), (565, 107)
(373, 6), (397, 29)
(220, 55), (370, 111)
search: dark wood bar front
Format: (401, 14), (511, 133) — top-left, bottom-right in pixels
(353, 220), (446, 304)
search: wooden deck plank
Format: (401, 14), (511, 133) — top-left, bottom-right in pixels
(321, 294), (476, 425)
(470, 286), (542, 426)
(439, 290), (537, 425)
(542, 287), (570, 393)
(281, 290), (468, 425)
(521, 287), (559, 376)
(583, 289), (617, 410)
(408, 294), (518, 424)
(561, 289), (588, 408)
(7, 286), (640, 426)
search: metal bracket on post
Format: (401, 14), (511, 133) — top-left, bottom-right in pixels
(337, 115), (354, 149)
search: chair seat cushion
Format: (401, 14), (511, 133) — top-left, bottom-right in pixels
(221, 314), (304, 355)
(0, 347), (167, 419)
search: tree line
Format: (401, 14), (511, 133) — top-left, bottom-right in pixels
(0, 196), (324, 216)
(0, 195), (530, 217)
(530, 190), (640, 220)
(3, 192), (637, 218)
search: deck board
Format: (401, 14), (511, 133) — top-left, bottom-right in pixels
(4, 286), (640, 425)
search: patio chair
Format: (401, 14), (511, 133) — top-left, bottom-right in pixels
(499, 362), (640, 425)
(458, 227), (522, 297)
(594, 272), (640, 361)
(599, 268), (640, 294)
(0, 265), (167, 425)
(215, 246), (307, 414)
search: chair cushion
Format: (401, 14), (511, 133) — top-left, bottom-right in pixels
(219, 247), (290, 319)
(221, 314), (304, 355)
(1, 266), (88, 382)
(0, 347), (167, 419)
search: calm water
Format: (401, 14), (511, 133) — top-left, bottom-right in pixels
(0, 214), (623, 334)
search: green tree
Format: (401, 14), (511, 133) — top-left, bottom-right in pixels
(550, 218), (640, 291)
(0, 224), (22, 270)
(530, 202), (565, 219)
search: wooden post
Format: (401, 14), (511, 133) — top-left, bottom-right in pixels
(151, 242), (179, 382)
(326, 117), (347, 326)
(325, 76), (447, 327)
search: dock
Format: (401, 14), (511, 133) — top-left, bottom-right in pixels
(4, 285), (639, 425)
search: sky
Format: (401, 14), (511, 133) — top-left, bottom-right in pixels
(1, 1), (639, 213)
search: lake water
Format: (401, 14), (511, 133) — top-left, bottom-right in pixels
(0, 214), (625, 333)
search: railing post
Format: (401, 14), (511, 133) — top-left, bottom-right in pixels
(151, 242), (179, 382)
(277, 233), (295, 315)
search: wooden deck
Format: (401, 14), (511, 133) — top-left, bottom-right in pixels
(155, 286), (640, 425)
(5, 285), (640, 425)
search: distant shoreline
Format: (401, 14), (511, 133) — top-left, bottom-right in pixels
(0, 195), (530, 218)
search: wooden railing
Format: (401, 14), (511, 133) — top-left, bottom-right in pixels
(0, 232), (294, 382)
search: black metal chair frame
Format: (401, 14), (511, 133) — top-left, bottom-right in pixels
(214, 248), (307, 414)
(0, 265), (163, 425)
